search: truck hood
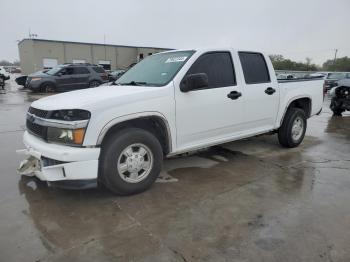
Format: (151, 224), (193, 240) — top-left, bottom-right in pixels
(28, 71), (50, 77)
(31, 85), (169, 111)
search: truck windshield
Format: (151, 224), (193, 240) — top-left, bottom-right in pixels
(116, 50), (195, 86)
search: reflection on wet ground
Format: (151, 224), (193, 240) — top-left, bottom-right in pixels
(0, 77), (350, 261)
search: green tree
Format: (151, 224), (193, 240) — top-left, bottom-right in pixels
(323, 57), (350, 71)
(269, 55), (319, 71)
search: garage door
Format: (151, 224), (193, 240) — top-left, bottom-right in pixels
(73, 59), (86, 64)
(43, 58), (58, 69)
(98, 60), (111, 70)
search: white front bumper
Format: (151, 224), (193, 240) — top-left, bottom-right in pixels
(19, 131), (100, 181)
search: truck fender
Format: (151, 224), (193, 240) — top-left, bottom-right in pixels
(279, 95), (312, 125)
(96, 111), (173, 152)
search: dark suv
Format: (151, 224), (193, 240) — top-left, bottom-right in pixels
(26, 63), (109, 92)
(324, 72), (350, 93)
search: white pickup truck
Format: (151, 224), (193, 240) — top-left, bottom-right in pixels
(19, 48), (323, 195)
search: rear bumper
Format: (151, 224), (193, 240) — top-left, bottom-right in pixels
(19, 131), (100, 182)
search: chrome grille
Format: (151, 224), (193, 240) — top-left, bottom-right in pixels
(28, 107), (49, 118)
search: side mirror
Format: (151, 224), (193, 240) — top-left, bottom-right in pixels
(180, 73), (209, 92)
(57, 72), (63, 76)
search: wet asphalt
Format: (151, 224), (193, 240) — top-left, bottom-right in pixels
(0, 76), (349, 262)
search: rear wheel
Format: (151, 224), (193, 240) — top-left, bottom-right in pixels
(100, 128), (163, 195)
(89, 80), (101, 87)
(278, 108), (307, 148)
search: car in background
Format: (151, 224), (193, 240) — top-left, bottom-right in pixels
(26, 64), (109, 92)
(330, 79), (350, 116)
(0, 66), (10, 81)
(108, 70), (125, 82)
(277, 73), (295, 80)
(324, 72), (350, 93)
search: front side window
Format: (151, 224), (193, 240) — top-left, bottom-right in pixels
(239, 52), (271, 84)
(185, 52), (236, 89)
(117, 50), (195, 86)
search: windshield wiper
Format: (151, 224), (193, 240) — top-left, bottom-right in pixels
(118, 81), (147, 86)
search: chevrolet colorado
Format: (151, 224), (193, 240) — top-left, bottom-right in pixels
(18, 48), (324, 195)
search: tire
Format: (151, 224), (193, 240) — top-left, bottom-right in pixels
(330, 98), (344, 116)
(278, 108), (307, 148)
(40, 82), (55, 93)
(100, 128), (163, 195)
(89, 80), (101, 87)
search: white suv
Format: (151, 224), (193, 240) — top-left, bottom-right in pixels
(0, 66), (10, 81)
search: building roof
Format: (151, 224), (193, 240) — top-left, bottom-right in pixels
(18, 38), (172, 50)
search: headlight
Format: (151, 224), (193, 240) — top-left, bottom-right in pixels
(47, 127), (86, 145)
(31, 77), (42, 81)
(50, 109), (91, 121)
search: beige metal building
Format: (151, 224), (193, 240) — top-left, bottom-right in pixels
(18, 39), (170, 75)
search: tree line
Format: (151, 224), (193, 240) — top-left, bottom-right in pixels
(269, 55), (350, 72)
(2, 56), (350, 72)
(0, 60), (20, 66)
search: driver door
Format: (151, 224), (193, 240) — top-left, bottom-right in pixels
(175, 51), (245, 150)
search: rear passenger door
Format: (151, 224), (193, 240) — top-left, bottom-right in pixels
(238, 52), (279, 131)
(175, 51), (245, 149)
(72, 67), (90, 89)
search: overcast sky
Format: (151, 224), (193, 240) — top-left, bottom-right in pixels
(1, 0), (349, 65)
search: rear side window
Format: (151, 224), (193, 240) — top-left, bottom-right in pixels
(92, 66), (105, 73)
(239, 52), (270, 84)
(73, 67), (89, 74)
(186, 52), (236, 89)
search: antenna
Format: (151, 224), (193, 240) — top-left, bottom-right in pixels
(29, 28), (38, 39)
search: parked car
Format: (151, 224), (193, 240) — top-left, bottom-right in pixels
(0, 74), (5, 90)
(18, 48), (323, 195)
(108, 70), (126, 82)
(323, 72), (350, 93)
(26, 63), (109, 92)
(0, 66), (10, 81)
(329, 79), (350, 115)
(10, 67), (22, 73)
(277, 73), (295, 80)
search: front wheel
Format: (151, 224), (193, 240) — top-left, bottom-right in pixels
(278, 108), (307, 148)
(41, 83), (55, 93)
(100, 128), (163, 195)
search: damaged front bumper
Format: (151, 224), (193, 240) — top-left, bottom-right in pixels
(17, 131), (100, 189)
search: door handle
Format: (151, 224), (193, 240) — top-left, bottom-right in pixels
(265, 87), (276, 95)
(227, 91), (242, 100)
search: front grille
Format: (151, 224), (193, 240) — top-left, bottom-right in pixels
(28, 107), (49, 118)
(26, 119), (47, 139)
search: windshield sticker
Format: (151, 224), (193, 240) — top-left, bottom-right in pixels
(165, 56), (188, 63)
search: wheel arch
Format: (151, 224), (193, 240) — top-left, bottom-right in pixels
(40, 81), (56, 90)
(280, 96), (312, 125)
(97, 113), (172, 155)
